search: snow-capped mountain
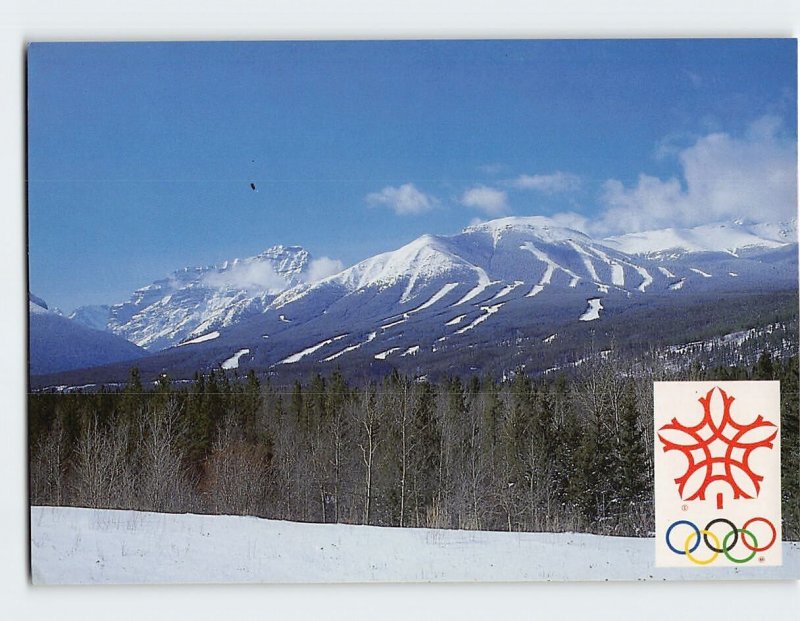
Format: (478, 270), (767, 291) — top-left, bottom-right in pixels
(36, 216), (797, 384)
(68, 304), (111, 331)
(29, 294), (146, 376)
(72, 245), (311, 351)
(602, 218), (797, 257)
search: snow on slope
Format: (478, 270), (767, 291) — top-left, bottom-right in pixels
(519, 241), (581, 288)
(322, 332), (377, 362)
(221, 348), (250, 370)
(68, 304), (111, 331)
(579, 298), (603, 321)
(30, 506), (800, 584)
(280, 334), (348, 364)
(453, 266), (492, 306)
(56, 215), (798, 371)
(374, 347), (400, 360)
(603, 219), (796, 256)
(330, 236), (469, 296)
(179, 331), (220, 346)
(103, 245), (311, 351)
(690, 267), (712, 278)
(29, 295), (146, 376)
(455, 303), (503, 334)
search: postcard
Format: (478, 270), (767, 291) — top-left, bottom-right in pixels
(26, 39), (798, 583)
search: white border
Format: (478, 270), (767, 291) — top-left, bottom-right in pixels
(3, 1), (799, 619)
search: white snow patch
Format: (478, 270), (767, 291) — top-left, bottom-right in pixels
(596, 283), (609, 293)
(669, 278), (686, 291)
(610, 263), (625, 286)
(453, 267), (493, 306)
(526, 284), (544, 298)
(567, 241), (600, 281)
(280, 334), (348, 364)
(278, 314), (291, 323)
(729, 272), (739, 277)
(179, 331), (220, 346)
(381, 318), (406, 330)
(632, 265), (653, 292)
(579, 298), (603, 322)
(658, 266), (675, 278)
(690, 267), (712, 278)
(31, 507), (800, 584)
(521, 241), (581, 289)
(401, 345), (420, 357)
(455, 303), (503, 334)
(543, 334), (557, 344)
(488, 280), (524, 302)
(584, 245), (625, 286)
(221, 348), (250, 370)
(322, 332), (377, 362)
(322, 343), (362, 362)
(446, 314), (466, 326)
(603, 220), (794, 255)
(411, 282), (459, 312)
(374, 347), (401, 360)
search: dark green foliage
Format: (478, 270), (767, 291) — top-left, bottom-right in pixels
(28, 355), (800, 540)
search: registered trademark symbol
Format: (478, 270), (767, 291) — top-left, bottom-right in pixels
(681, 504), (688, 512)
(759, 556), (766, 563)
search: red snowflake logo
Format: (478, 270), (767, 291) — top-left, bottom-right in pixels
(657, 387), (777, 507)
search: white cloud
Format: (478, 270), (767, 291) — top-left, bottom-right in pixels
(512, 171), (582, 194)
(365, 183), (438, 215)
(202, 261), (288, 293)
(460, 185), (509, 216)
(305, 256), (344, 282)
(548, 211), (590, 234)
(592, 116), (797, 235)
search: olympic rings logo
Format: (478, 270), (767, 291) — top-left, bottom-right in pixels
(665, 517), (777, 565)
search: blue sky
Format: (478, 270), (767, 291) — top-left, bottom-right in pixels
(28, 39), (797, 312)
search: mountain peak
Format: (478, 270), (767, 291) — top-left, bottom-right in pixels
(29, 292), (49, 312)
(464, 216), (592, 244)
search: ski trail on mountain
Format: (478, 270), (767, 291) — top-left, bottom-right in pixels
(520, 242), (581, 293)
(221, 348), (249, 369)
(566, 241), (600, 282)
(453, 267), (493, 306)
(380, 283), (459, 329)
(322, 332), (377, 362)
(374, 347), (400, 360)
(488, 280), (524, 302)
(280, 334), (348, 364)
(455, 303), (504, 334)
(585, 245), (625, 286)
(579, 298), (603, 321)
(413, 283), (460, 312)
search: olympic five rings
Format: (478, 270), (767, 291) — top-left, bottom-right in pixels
(665, 517), (777, 565)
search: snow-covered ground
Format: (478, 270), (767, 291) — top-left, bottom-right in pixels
(30, 506), (799, 585)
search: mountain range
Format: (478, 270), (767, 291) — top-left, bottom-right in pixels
(29, 294), (146, 376)
(30, 216), (798, 387)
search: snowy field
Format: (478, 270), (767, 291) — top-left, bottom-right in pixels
(30, 506), (800, 585)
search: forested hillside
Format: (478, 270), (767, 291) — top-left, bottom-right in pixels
(29, 352), (800, 539)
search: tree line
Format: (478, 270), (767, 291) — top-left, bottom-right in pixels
(29, 351), (799, 539)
